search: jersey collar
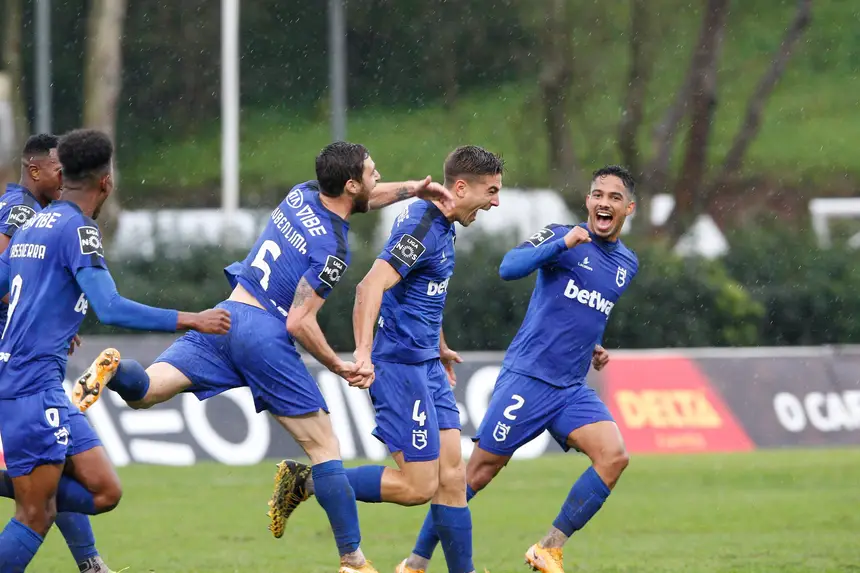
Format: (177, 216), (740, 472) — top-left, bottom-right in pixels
(52, 200), (83, 214)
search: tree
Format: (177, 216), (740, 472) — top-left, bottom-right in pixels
(621, 0), (813, 241)
(1, 0), (27, 183)
(83, 0), (128, 239)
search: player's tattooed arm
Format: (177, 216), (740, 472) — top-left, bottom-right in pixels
(287, 278), (371, 385)
(367, 177), (455, 211)
(353, 260), (402, 364)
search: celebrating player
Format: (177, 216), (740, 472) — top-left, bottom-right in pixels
(0, 129), (230, 572)
(400, 165), (638, 573)
(269, 145), (504, 573)
(69, 141), (456, 573)
(0, 133), (120, 573)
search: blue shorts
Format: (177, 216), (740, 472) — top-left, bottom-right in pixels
(67, 408), (102, 457)
(369, 358), (461, 462)
(474, 368), (614, 457)
(155, 301), (327, 417)
(0, 387), (71, 478)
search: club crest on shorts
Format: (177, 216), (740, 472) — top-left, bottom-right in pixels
(412, 429), (428, 450)
(616, 266), (627, 287)
(493, 421), (511, 442)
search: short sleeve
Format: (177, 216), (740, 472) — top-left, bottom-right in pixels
(0, 202), (37, 237)
(377, 206), (439, 278)
(65, 218), (109, 274)
(302, 241), (348, 299)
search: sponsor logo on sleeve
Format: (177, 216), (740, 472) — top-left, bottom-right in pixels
(78, 226), (104, 257)
(318, 255), (347, 288)
(389, 234), (426, 268)
(527, 227), (554, 247)
(6, 205), (36, 228)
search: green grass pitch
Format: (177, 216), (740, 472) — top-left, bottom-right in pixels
(6, 448), (860, 572)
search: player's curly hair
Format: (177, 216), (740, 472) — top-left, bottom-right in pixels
(592, 165), (635, 197)
(316, 141), (369, 197)
(57, 129), (113, 182)
(22, 133), (59, 157)
(443, 145), (504, 187)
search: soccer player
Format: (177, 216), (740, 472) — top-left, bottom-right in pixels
(0, 133), (118, 573)
(70, 141), (456, 573)
(399, 165), (638, 573)
(0, 129), (231, 572)
(268, 145), (504, 573)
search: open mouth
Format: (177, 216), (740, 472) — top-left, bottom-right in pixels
(595, 209), (614, 233)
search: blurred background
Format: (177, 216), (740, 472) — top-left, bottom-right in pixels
(2, 2), (860, 571)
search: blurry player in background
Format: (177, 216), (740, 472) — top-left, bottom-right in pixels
(0, 129), (230, 572)
(70, 141), (455, 573)
(401, 166), (638, 573)
(270, 146), (503, 573)
(0, 133), (118, 573)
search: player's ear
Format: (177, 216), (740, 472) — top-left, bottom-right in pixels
(27, 163), (40, 181)
(455, 179), (468, 198)
(626, 199), (636, 216)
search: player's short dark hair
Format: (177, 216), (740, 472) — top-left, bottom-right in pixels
(57, 129), (113, 182)
(443, 145), (505, 187)
(22, 133), (59, 158)
(592, 165), (635, 198)
(315, 141), (370, 197)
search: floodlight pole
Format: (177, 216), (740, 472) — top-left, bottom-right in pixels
(221, 0), (240, 221)
(329, 0), (347, 142)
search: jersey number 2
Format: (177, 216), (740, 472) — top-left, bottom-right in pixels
(251, 240), (282, 290)
(2, 275), (23, 339)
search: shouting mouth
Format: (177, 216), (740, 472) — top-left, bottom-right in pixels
(594, 208), (614, 233)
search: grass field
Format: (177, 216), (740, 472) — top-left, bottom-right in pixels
(6, 448), (860, 572)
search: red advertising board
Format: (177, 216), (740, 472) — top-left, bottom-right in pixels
(602, 355), (755, 454)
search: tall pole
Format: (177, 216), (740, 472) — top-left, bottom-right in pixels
(329, 0), (347, 142)
(221, 0), (240, 220)
(35, 0), (52, 134)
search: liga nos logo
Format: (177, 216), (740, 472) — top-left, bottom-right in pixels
(390, 234), (427, 268)
(77, 226), (104, 257)
(6, 205), (35, 229)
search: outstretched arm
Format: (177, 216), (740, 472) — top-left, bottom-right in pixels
(499, 225), (592, 281)
(75, 267), (230, 333)
(368, 177), (455, 211)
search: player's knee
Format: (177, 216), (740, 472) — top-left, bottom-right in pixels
(596, 446), (630, 482)
(466, 457), (504, 492)
(16, 503), (56, 536)
(93, 480), (122, 513)
(403, 473), (438, 506)
(438, 458), (466, 493)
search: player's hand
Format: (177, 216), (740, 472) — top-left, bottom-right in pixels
(440, 346), (463, 387)
(180, 309), (232, 334)
(563, 226), (592, 249)
(336, 358), (374, 389)
(414, 176), (456, 211)
(67, 334), (82, 356)
(592, 344), (610, 371)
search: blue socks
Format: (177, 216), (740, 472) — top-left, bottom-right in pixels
(312, 460), (361, 556)
(0, 519), (43, 572)
(55, 513), (99, 563)
(55, 476), (98, 515)
(110, 359), (151, 402)
(431, 504), (474, 573)
(413, 484), (477, 560)
(344, 465), (385, 503)
(0, 470), (99, 564)
(552, 466), (611, 537)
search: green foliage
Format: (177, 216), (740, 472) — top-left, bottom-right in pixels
(722, 224), (860, 345)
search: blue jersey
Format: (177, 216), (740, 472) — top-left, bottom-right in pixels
(225, 181), (351, 321)
(0, 201), (108, 399)
(372, 200), (455, 364)
(502, 223), (638, 387)
(0, 184), (44, 325)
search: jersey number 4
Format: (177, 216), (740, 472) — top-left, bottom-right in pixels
(1, 274), (23, 339)
(251, 240), (282, 290)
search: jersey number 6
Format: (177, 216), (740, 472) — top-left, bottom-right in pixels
(251, 240), (282, 290)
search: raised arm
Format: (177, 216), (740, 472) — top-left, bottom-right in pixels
(499, 225), (591, 281)
(75, 267), (230, 333)
(368, 176), (455, 211)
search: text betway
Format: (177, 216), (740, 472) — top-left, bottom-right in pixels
(563, 279), (615, 316)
